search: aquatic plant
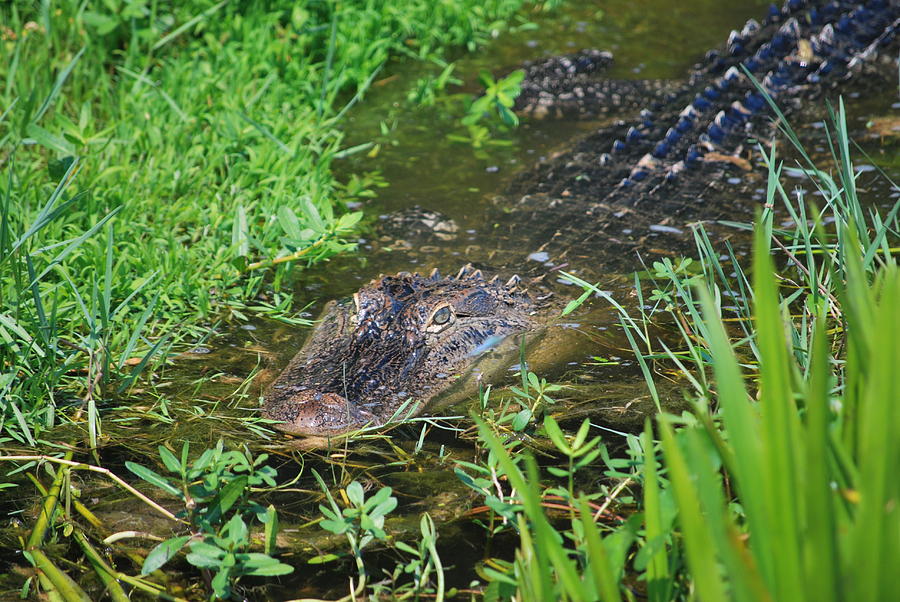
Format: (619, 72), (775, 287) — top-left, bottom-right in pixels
(311, 473), (400, 599)
(127, 440), (291, 600)
(462, 101), (900, 600)
(463, 69), (527, 127)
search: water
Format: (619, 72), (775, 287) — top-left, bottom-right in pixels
(6, 1), (899, 598)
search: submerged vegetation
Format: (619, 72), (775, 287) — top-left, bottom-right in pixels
(1, 0), (899, 600)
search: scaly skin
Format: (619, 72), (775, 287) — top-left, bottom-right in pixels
(263, 267), (536, 435)
(515, 0), (899, 203)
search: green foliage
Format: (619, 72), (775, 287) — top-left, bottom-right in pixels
(0, 149), (174, 447)
(474, 339), (564, 435)
(472, 418), (637, 601)
(640, 101), (900, 601)
(0, 0), (545, 439)
(543, 416), (604, 505)
(312, 472), (449, 598)
(461, 100), (899, 600)
(446, 68), (526, 151)
(376, 513), (446, 600)
(127, 440), (291, 600)
(315, 478), (397, 546)
(406, 63), (461, 107)
(463, 69), (526, 127)
(311, 471), (400, 596)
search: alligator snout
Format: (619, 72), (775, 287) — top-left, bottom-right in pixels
(263, 387), (377, 435)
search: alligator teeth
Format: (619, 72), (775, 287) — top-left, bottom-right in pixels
(488, 275), (500, 284)
(470, 269), (484, 281)
(428, 267), (441, 281)
(505, 274), (521, 290)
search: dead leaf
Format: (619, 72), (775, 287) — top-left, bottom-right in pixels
(868, 116), (900, 138)
(702, 152), (752, 171)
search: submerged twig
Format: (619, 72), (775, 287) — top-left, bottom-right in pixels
(593, 477), (633, 523)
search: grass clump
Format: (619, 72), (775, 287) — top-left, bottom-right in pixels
(456, 102), (899, 600)
(0, 0), (550, 440)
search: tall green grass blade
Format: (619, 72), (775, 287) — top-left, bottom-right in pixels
(641, 422), (670, 602)
(33, 47), (85, 125)
(475, 418), (589, 599)
(657, 419), (727, 602)
(0, 165), (82, 269)
(114, 290), (161, 373)
(696, 281), (768, 584)
(27, 206), (120, 288)
(318, 10), (339, 118)
(802, 310), (838, 602)
(619, 317), (660, 412)
(576, 496), (620, 602)
(237, 112), (292, 155)
(680, 426), (769, 602)
(151, 0), (229, 51)
(8, 399), (36, 447)
(117, 333), (172, 394)
(752, 209), (804, 600)
(847, 264), (900, 602)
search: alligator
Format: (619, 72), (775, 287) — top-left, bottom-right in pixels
(264, 0), (900, 436)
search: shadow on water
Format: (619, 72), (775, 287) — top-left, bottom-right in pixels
(5, 0), (899, 598)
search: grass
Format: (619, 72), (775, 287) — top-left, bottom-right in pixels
(0, 0), (552, 443)
(3, 2), (899, 599)
(1, 2), (568, 598)
(459, 101), (900, 600)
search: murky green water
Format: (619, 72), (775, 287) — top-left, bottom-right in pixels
(5, 1), (899, 598)
(256, 0), (775, 381)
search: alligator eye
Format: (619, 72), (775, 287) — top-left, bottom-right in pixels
(432, 306), (452, 325)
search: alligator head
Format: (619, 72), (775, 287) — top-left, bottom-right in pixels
(263, 266), (537, 436)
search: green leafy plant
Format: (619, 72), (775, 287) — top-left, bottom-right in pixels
(407, 63), (461, 106)
(126, 440), (292, 600)
(473, 418), (637, 601)
(543, 416), (605, 506)
(311, 472), (398, 597)
(455, 439), (527, 535)
(463, 69), (525, 127)
(446, 122), (516, 150)
(376, 513), (446, 600)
